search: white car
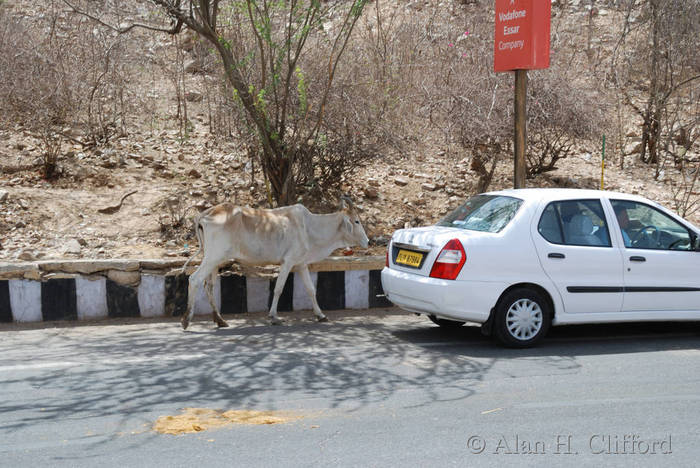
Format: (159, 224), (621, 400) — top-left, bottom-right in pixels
(381, 188), (700, 347)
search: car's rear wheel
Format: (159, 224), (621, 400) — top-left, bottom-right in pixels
(428, 315), (465, 329)
(493, 288), (551, 347)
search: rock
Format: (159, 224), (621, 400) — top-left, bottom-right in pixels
(18, 199), (30, 210)
(195, 200), (210, 210)
(63, 239), (82, 255)
(371, 236), (389, 246)
(15, 220), (26, 228)
(77, 238), (88, 247)
(23, 269), (42, 281)
(106, 270), (141, 287)
(188, 168), (202, 178)
(17, 250), (37, 261)
(421, 183), (437, 191)
(627, 142), (643, 155)
(101, 158), (118, 169)
(394, 177), (409, 186)
(185, 91), (203, 102)
(364, 187), (379, 199)
(0, 190), (8, 202)
(185, 59), (205, 74)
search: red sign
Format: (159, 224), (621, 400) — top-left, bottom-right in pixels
(494, 0), (551, 72)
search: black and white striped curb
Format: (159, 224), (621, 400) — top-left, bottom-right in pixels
(0, 269), (392, 323)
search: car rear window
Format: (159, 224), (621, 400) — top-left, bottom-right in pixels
(437, 195), (523, 233)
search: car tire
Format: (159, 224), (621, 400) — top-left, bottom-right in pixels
(493, 288), (551, 348)
(428, 315), (466, 329)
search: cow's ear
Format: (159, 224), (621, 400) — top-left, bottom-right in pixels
(339, 198), (348, 211)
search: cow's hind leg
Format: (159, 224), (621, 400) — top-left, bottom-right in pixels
(298, 265), (327, 322)
(182, 260), (217, 330)
(183, 269), (203, 330)
(205, 270), (228, 328)
(269, 262), (293, 325)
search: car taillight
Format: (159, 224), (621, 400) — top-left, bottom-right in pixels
(386, 247), (389, 267)
(429, 238), (466, 280)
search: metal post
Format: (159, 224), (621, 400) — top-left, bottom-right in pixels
(514, 69), (527, 189)
(601, 134), (606, 190)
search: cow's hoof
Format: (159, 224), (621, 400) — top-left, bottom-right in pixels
(181, 320), (189, 330)
(317, 316), (329, 323)
(270, 317), (283, 326)
(216, 320), (230, 328)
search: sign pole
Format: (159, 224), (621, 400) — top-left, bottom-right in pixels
(514, 69), (527, 189)
(494, 0), (550, 190)
(600, 134), (606, 190)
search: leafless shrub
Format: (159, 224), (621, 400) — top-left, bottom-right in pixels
(526, 72), (605, 177)
(0, 8), (73, 178)
(671, 162), (700, 219)
(611, 0), (700, 168)
(155, 195), (192, 242)
(0, 3), (134, 177)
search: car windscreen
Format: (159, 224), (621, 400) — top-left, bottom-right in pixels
(436, 195), (523, 233)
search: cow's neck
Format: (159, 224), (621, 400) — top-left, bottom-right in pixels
(306, 211), (347, 255)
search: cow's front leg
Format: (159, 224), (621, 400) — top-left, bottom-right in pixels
(298, 265), (327, 322)
(269, 263), (292, 325)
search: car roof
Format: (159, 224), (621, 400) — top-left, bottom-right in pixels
(486, 188), (653, 204)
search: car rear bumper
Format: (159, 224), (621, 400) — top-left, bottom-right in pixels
(380, 267), (506, 323)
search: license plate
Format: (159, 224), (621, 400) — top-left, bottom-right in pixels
(395, 249), (424, 268)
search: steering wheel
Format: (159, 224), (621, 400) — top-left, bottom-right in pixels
(668, 237), (690, 250)
(631, 225), (660, 247)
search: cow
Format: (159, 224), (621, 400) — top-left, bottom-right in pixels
(180, 197), (369, 330)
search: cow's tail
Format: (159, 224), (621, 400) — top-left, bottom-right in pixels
(181, 213), (205, 275)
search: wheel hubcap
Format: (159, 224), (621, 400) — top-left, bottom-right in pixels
(506, 299), (543, 341)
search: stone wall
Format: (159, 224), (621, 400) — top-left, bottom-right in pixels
(0, 256), (390, 323)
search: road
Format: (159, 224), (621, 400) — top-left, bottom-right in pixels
(1, 309), (700, 467)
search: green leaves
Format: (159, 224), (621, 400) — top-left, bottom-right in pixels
(295, 66), (307, 114)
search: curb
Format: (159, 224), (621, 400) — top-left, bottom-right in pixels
(0, 256), (391, 324)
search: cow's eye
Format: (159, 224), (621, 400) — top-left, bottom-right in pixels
(355, 220), (360, 224)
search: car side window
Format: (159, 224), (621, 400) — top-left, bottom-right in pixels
(538, 200), (611, 247)
(610, 200), (693, 250)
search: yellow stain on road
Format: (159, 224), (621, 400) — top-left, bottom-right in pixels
(153, 408), (299, 435)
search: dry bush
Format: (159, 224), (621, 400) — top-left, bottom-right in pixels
(671, 162), (700, 219)
(0, 3), (134, 177)
(611, 0), (700, 168)
(0, 7), (73, 177)
(526, 71), (607, 177)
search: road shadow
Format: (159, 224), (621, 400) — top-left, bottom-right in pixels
(391, 319), (700, 359)
(0, 313), (492, 449)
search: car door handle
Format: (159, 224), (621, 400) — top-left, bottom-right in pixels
(548, 253), (565, 259)
(630, 256), (646, 262)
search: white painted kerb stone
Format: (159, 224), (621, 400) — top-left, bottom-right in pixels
(345, 270), (370, 309)
(76, 277), (108, 320)
(138, 275), (165, 318)
(9, 280), (42, 322)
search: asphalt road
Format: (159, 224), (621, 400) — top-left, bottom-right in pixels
(1, 309), (700, 467)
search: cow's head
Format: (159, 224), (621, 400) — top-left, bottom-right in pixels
(340, 196), (369, 248)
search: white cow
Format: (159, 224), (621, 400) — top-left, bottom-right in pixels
(180, 198), (369, 329)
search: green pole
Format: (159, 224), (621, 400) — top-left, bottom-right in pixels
(600, 135), (606, 190)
